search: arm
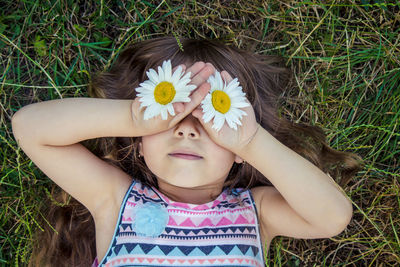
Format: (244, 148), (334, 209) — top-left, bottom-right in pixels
(12, 97), (138, 145)
(11, 98), (137, 217)
(191, 68), (352, 240)
(237, 125), (353, 236)
(11, 62), (216, 218)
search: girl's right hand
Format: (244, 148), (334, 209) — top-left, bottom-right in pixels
(131, 62), (215, 137)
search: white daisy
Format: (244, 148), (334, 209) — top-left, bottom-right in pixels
(200, 71), (250, 132)
(135, 59), (196, 120)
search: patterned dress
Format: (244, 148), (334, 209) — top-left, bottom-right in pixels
(92, 179), (265, 267)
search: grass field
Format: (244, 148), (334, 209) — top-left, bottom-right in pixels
(1, 0), (399, 266)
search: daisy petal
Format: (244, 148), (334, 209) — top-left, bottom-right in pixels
(216, 71), (223, 91)
(167, 103), (175, 116)
(232, 101), (251, 108)
(213, 113), (225, 132)
(144, 104), (160, 120)
(164, 60), (172, 80)
(186, 84), (197, 92)
(140, 80), (156, 91)
(161, 108), (168, 120)
(229, 110), (243, 125)
(225, 79), (240, 93)
(173, 96), (191, 102)
(141, 98), (154, 107)
(203, 109), (215, 123)
(175, 79), (191, 90)
(135, 87), (145, 94)
(229, 107), (244, 118)
(227, 90), (245, 98)
(171, 65), (183, 83)
(207, 75), (215, 85)
(147, 69), (159, 84)
(204, 104), (214, 114)
(181, 71), (192, 81)
(158, 66), (165, 81)
(225, 115), (236, 129)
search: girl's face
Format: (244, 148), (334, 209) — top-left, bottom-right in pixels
(140, 114), (243, 189)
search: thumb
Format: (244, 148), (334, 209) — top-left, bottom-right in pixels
(172, 102), (184, 113)
(191, 107), (203, 120)
(191, 106), (213, 132)
(171, 82), (210, 123)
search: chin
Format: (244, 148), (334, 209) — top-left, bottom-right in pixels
(168, 179), (204, 188)
(158, 176), (211, 189)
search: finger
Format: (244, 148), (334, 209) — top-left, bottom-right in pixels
(189, 63), (215, 87)
(171, 82), (210, 124)
(184, 61), (206, 78)
(172, 64), (186, 74)
(183, 82), (210, 113)
(191, 106), (203, 119)
(221, 70), (233, 83)
(192, 106), (213, 132)
(172, 102), (184, 113)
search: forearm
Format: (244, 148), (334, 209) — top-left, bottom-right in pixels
(238, 125), (353, 229)
(12, 97), (137, 145)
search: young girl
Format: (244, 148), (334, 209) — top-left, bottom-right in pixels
(12, 36), (362, 266)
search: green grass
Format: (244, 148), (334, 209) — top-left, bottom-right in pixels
(1, 0), (399, 266)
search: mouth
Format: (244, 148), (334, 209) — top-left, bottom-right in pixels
(168, 153), (203, 160)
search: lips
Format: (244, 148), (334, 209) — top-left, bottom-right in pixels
(168, 149), (203, 160)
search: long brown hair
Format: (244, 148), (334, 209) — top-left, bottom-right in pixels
(29, 36), (363, 266)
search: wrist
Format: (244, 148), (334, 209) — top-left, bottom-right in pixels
(235, 123), (261, 156)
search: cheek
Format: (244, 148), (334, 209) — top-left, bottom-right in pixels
(142, 140), (155, 156)
(208, 147), (236, 171)
(141, 134), (164, 156)
(141, 137), (164, 175)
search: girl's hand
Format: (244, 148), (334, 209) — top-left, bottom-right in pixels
(192, 70), (260, 155)
(131, 62), (215, 137)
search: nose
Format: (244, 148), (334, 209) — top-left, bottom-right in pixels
(174, 114), (200, 139)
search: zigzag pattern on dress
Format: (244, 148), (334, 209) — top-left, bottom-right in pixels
(119, 225), (257, 237)
(111, 243), (260, 257)
(104, 255), (263, 267)
(125, 183), (251, 210)
(128, 181), (252, 210)
(96, 179), (265, 267)
(121, 210), (256, 227)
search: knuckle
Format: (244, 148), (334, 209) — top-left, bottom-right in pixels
(205, 63), (215, 71)
(196, 61), (205, 67)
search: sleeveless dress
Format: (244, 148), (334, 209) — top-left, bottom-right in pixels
(92, 179), (265, 267)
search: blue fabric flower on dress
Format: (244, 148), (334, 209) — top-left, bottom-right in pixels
(132, 202), (169, 237)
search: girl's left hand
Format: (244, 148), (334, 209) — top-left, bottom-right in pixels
(191, 70), (260, 155)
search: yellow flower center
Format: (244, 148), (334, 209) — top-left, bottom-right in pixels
(154, 81), (176, 105)
(211, 90), (231, 114)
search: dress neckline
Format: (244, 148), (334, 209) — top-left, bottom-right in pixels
(150, 185), (231, 210)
